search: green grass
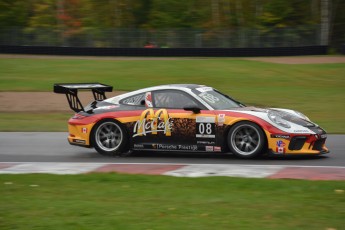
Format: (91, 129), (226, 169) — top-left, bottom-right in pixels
(0, 58), (344, 132)
(1, 173), (344, 230)
(0, 112), (70, 131)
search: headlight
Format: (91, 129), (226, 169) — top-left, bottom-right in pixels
(268, 111), (291, 128)
(294, 111), (310, 121)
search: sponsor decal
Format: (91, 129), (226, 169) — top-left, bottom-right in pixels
(62, 84), (105, 89)
(73, 139), (86, 144)
(214, 146), (221, 152)
(275, 140), (286, 154)
(82, 127), (88, 134)
(199, 92), (220, 104)
(294, 130), (310, 133)
(94, 105), (119, 110)
(196, 87), (213, 93)
(276, 147), (285, 154)
(133, 109), (173, 137)
(196, 116), (216, 138)
(145, 92), (153, 108)
(155, 144), (198, 151)
(276, 140), (286, 148)
(217, 114), (225, 126)
(196, 116), (215, 123)
(271, 134), (290, 139)
(157, 144), (177, 150)
(205, 146), (214, 152)
(133, 144), (144, 149)
(197, 140), (216, 145)
(177, 145), (198, 151)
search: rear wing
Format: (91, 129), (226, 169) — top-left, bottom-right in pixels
(54, 83), (113, 113)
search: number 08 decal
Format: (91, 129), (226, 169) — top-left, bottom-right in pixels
(196, 116), (216, 138)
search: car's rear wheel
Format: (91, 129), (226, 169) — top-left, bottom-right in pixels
(92, 119), (128, 156)
(227, 121), (265, 159)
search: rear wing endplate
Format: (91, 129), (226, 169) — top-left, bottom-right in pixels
(54, 83), (113, 113)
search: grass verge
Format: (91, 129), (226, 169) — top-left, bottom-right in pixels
(0, 58), (344, 132)
(1, 173), (344, 230)
(0, 113), (70, 132)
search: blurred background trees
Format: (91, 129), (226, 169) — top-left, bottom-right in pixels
(0, 0), (343, 50)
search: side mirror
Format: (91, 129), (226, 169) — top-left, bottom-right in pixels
(183, 106), (201, 114)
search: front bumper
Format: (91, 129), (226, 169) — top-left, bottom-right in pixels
(267, 132), (329, 155)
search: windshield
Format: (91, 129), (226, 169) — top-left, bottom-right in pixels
(192, 88), (244, 110)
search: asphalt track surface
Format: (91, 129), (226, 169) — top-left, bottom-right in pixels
(0, 132), (344, 167)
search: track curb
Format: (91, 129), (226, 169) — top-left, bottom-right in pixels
(1, 162), (344, 180)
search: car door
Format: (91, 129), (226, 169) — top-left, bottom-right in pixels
(140, 89), (217, 151)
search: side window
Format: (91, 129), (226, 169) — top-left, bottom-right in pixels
(153, 90), (202, 109)
(120, 93), (145, 106)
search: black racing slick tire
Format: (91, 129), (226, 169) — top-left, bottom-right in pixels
(91, 119), (128, 156)
(227, 121), (266, 159)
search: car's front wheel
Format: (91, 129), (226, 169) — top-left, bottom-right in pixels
(91, 119), (128, 156)
(227, 121), (266, 159)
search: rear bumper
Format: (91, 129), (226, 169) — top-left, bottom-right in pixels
(68, 136), (91, 148)
(67, 123), (94, 147)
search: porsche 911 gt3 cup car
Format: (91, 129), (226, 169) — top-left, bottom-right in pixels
(54, 83), (329, 158)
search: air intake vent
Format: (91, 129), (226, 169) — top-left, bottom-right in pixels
(288, 136), (307, 150)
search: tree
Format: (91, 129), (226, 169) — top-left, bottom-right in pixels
(28, 0), (57, 29)
(81, 0), (140, 28)
(57, 0), (83, 36)
(146, 0), (210, 28)
(0, 0), (31, 28)
(0, 0), (343, 50)
(330, 0), (345, 51)
(258, 0), (315, 29)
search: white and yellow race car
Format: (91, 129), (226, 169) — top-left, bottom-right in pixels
(54, 83), (329, 158)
